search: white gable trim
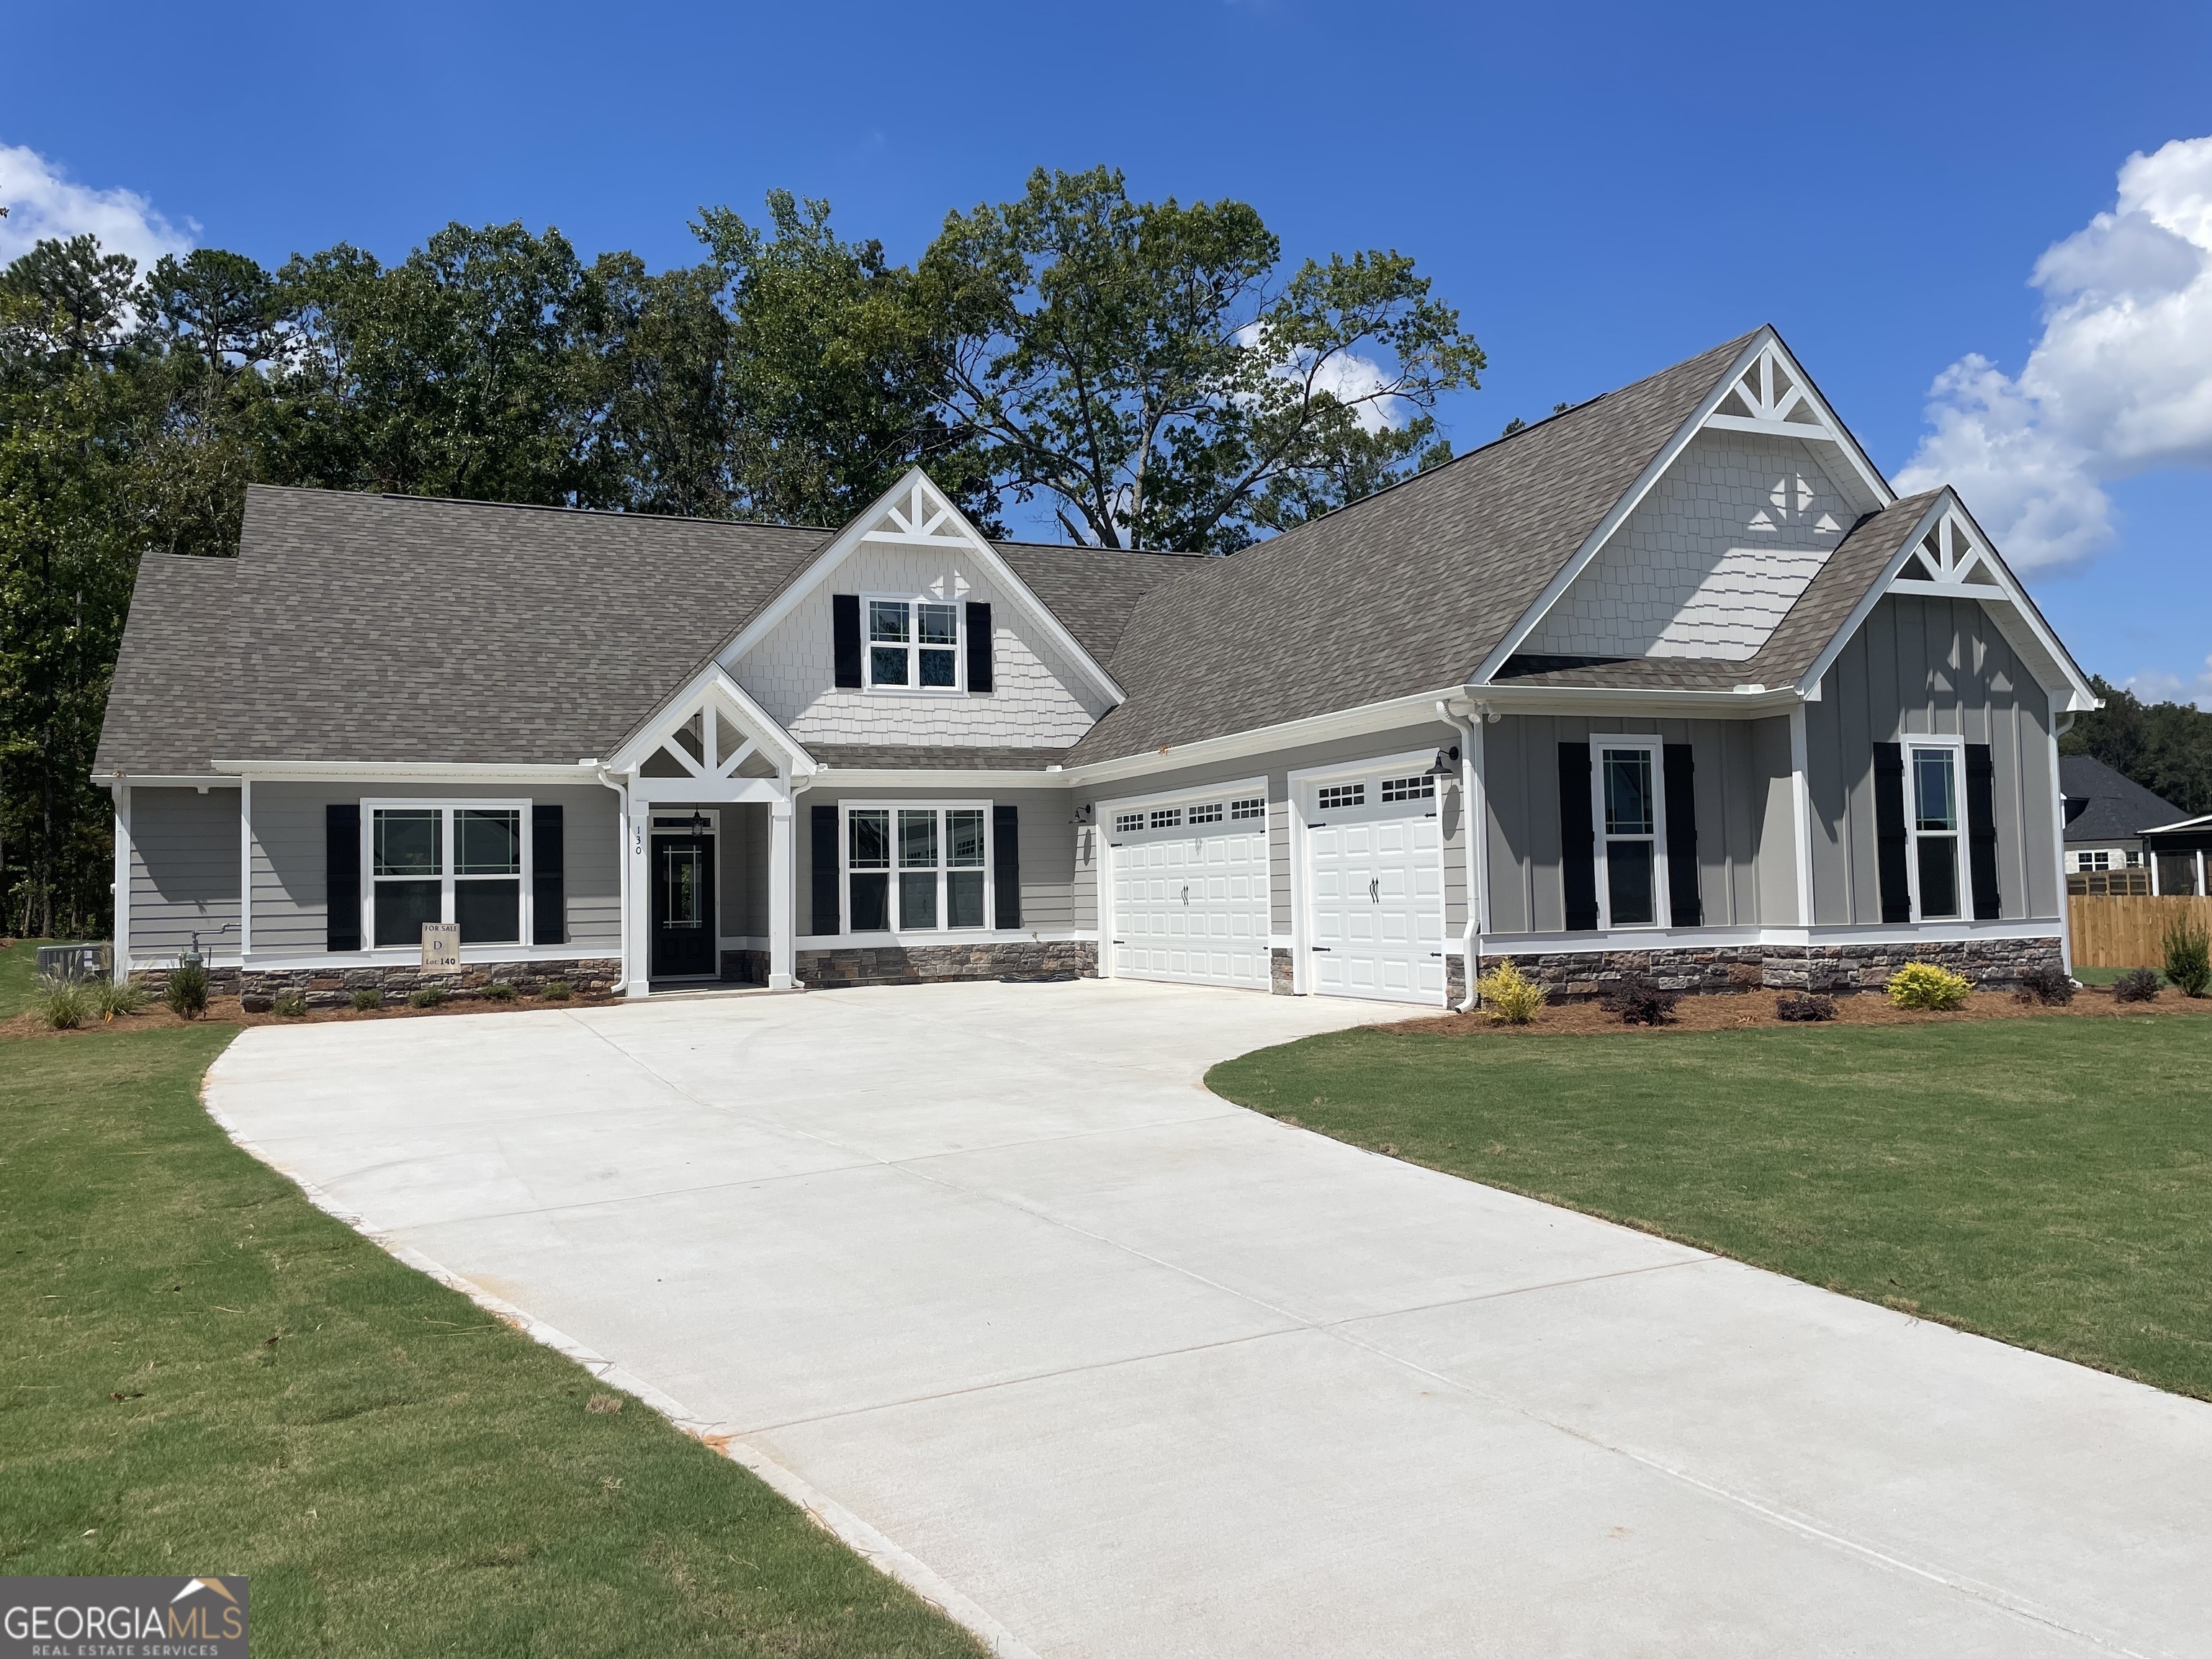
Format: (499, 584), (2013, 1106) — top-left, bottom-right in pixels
(608, 661), (819, 780)
(1472, 328), (1894, 685)
(715, 468), (1125, 705)
(1701, 338), (1892, 505)
(1795, 491), (2099, 711)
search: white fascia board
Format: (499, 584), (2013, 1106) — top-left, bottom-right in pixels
(93, 773), (238, 788)
(1470, 332), (1774, 685)
(607, 663), (817, 778)
(212, 759), (598, 783)
(714, 467), (1128, 706)
(1463, 684), (1805, 718)
(1064, 688), (1465, 788)
(806, 768), (1077, 790)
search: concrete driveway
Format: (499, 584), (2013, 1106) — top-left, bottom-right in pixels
(206, 979), (2212, 1658)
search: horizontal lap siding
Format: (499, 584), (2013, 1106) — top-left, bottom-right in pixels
(1483, 713), (1780, 933)
(247, 781), (620, 955)
(1805, 595), (2058, 925)
(130, 788), (240, 954)
(796, 786), (1075, 934)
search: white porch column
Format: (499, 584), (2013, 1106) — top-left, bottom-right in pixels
(768, 795), (797, 990)
(111, 783), (132, 982)
(624, 801), (652, 998)
(238, 778), (253, 959)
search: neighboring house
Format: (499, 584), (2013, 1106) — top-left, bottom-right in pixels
(2057, 754), (2182, 891)
(94, 327), (2100, 1007)
(2141, 814), (2212, 897)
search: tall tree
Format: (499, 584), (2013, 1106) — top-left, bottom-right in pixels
(2062, 675), (2212, 817)
(917, 166), (1483, 552)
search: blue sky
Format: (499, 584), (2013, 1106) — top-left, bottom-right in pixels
(6, 0), (2210, 699)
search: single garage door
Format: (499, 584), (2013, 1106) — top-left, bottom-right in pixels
(1306, 767), (1447, 1004)
(1109, 791), (1271, 989)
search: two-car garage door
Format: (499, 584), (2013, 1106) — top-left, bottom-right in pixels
(1108, 793), (1270, 989)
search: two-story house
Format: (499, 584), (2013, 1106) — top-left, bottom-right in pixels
(95, 327), (2098, 1007)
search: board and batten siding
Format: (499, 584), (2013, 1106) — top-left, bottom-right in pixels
(127, 786), (241, 957)
(1480, 713), (1782, 935)
(246, 781), (621, 955)
(1803, 594), (2059, 925)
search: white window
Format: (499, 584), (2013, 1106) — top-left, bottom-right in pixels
(1591, 737), (1667, 930)
(1150, 806), (1183, 830)
(843, 802), (989, 933)
(1231, 796), (1265, 821)
(364, 799), (529, 948)
(2126, 850), (2143, 868)
(1316, 783), (1364, 811)
(866, 596), (962, 691)
(1905, 737), (1965, 921)
(2074, 850), (2111, 872)
(1189, 801), (1225, 824)
(1380, 775), (1433, 804)
(1114, 811), (1144, 835)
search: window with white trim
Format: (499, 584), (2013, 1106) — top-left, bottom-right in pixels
(844, 802), (989, 933)
(367, 801), (528, 948)
(866, 596), (961, 691)
(1316, 783), (1364, 811)
(1591, 740), (1666, 930)
(1231, 796), (1265, 821)
(1380, 775), (1433, 804)
(1907, 740), (1964, 921)
(2074, 850), (2111, 872)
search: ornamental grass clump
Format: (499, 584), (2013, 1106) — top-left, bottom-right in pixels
(2162, 914), (2211, 998)
(1601, 976), (1679, 1026)
(33, 974), (92, 1030)
(2112, 966), (2163, 1004)
(1475, 961), (1546, 1024)
(1774, 992), (1837, 1022)
(2013, 964), (2077, 1007)
(164, 960), (209, 1020)
(1886, 961), (1972, 1011)
(89, 976), (146, 1020)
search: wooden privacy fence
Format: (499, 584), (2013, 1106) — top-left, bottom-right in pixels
(2068, 894), (2212, 968)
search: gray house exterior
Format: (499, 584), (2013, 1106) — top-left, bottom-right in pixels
(95, 327), (2098, 1007)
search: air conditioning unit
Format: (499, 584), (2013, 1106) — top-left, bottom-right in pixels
(37, 942), (113, 981)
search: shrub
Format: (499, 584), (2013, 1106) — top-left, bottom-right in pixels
(541, 979), (574, 1002)
(408, 985), (448, 1009)
(1774, 992), (1836, 1022)
(351, 987), (384, 1012)
(480, 981), (518, 1002)
(33, 975), (92, 1030)
(1886, 961), (1972, 1010)
(1475, 961), (1546, 1024)
(2013, 964), (2077, 1006)
(2162, 914), (2211, 998)
(2112, 966), (2163, 1004)
(165, 960), (209, 1020)
(1601, 976), (1678, 1026)
(272, 989), (309, 1018)
(89, 976), (146, 1019)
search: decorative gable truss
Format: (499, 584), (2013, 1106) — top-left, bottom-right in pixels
(608, 664), (818, 804)
(1805, 491), (2100, 711)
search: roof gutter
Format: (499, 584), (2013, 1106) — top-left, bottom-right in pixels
(210, 759), (604, 783)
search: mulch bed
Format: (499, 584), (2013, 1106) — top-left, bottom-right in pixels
(1386, 984), (2212, 1037)
(1, 990), (628, 1042)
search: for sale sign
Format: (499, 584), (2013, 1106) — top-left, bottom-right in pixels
(421, 922), (461, 970)
(3, 1575), (248, 1656)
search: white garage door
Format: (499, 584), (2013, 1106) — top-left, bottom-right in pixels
(1306, 768), (1447, 1004)
(1109, 792), (1271, 989)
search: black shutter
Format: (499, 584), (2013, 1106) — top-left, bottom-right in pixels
(1557, 743), (1598, 932)
(325, 803), (361, 951)
(810, 804), (839, 935)
(966, 601), (994, 693)
(832, 594), (863, 688)
(532, 803), (566, 943)
(1965, 742), (2002, 920)
(993, 804), (1021, 929)
(1874, 742), (1912, 923)
(1663, 743), (1702, 928)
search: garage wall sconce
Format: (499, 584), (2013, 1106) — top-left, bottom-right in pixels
(1425, 746), (1460, 780)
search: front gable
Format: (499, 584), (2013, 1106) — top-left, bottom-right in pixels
(720, 472), (1120, 750)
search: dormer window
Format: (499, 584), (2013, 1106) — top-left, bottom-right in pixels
(867, 597), (961, 691)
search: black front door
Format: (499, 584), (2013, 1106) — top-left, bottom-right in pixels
(650, 834), (716, 978)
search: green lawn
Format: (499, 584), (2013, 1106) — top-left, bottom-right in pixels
(1209, 1015), (2212, 1401)
(0, 935), (44, 1019)
(1, 1025), (983, 1659)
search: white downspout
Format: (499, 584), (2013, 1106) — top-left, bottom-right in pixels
(1438, 699), (1483, 1011)
(598, 768), (632, 995)
(2051, 706), (2076, 976)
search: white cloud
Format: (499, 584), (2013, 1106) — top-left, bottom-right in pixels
(1897, 134), (2212, 572)
(2123, 654), (2212, 711)
(0, 142), (194, 272)
(1235, 322), (1409, 433)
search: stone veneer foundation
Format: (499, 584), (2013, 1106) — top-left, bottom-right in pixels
(135, 958), (623, 1010)
(1485, 937), (2064, 1002)
(798, 939), (1097, 989)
